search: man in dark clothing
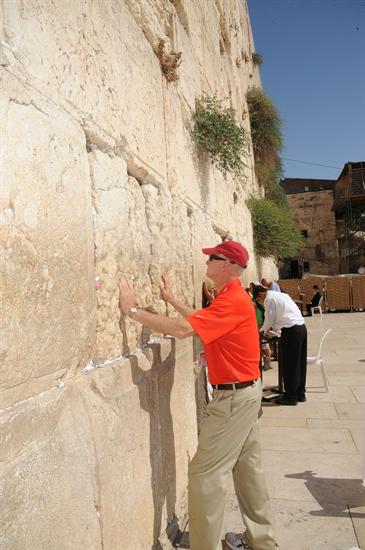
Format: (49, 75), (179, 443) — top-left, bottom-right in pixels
(254, 286), (307, 406)
(306, 285), (322, 316)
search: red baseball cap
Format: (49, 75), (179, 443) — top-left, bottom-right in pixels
(202, 241), (249, 268)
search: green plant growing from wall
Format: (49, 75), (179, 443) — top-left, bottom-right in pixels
(192, 95), (249, 179)
(252, 52), (263, 66)
(246, 87), (283, 198)
(248, 197), (303, 259)
(246, 88), (303, 260)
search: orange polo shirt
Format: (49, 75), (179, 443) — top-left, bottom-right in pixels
(187, 280), (260, 384)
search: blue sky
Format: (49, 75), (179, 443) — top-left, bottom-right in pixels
(248, 0), (365, 180)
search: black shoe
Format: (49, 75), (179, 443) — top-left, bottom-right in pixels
(275, 396), (297, 406)
(225, 532), (252, 549)
(297, 394), (306, 402)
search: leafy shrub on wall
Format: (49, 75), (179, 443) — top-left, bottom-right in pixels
(248, 197), (303, 258)
(192, 95), (249, 179)
(246, 87), (282, 160)
(246, 87), (283, 198)
(246, 88), (303, 259)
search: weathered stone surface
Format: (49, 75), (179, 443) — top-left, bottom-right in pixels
(0, 73), (95, 409)
(0, 0), (167, 181)
(0, 1), (278, 548)
(0, 385), (101, 550)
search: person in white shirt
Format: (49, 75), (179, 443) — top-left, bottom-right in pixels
(253, 286), (307, 406)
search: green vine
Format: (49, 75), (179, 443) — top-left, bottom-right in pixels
(192, 95), (249, 179)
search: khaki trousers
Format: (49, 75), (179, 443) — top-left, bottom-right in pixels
(188, 379), (276, 550)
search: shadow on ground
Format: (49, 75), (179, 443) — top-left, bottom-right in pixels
(286, 470), (365, 518)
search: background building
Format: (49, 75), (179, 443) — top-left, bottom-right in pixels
(332, 161), (365, 274)
(279, 178), (338, 278)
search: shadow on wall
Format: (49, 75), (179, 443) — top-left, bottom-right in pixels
(286, 471), (365, 518)
(129, 338), (179, 549)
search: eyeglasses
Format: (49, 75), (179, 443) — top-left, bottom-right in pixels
(209, 254), (235, 264)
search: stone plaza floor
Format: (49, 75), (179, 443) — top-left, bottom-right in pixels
(222, 312), (365, 550)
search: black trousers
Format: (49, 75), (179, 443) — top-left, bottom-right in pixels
(279, 324), (307, 401)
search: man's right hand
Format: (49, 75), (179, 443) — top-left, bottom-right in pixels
(160, 272), (195, 317)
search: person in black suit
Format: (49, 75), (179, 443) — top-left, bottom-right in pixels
(306, 285), (322, 316)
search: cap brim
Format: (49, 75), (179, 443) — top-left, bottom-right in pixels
(202, 247), (219, 255)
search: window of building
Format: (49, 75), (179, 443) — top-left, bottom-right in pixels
(301, 230), (308, 238)
(315, 244), (324, 260)
(303, 261), (310, 272)
(304, 185), (309, 191)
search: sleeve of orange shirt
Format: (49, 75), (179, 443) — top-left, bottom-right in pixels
(187, 297), (239, 345)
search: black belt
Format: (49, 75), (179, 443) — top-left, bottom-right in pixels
(212, 379), (257, 391)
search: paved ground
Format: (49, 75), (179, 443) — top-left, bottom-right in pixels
(222, 312), (365, 550)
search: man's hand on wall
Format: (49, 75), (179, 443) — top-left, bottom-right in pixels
(118, 276), (137, 314)
(160, 272), (175, 304)
(160, 272), (195, 317)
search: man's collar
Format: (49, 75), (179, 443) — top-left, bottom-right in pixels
(216, 279), (241, 297)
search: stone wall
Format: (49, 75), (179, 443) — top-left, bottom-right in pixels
(0, 1), (277, 548)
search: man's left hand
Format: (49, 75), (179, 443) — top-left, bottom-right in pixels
(118, 276), (137, 314)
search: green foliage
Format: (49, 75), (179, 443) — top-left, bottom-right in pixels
(266, 181), (288, 209)
(248, 197), (304, 259)
(246, 88), (303, 259)
(246, 87), (283, 198)
(246, 87), (282, 162)
(255, 158), (283, 194)
(252, 52), (263, 66)
(192, 95), (249, 179)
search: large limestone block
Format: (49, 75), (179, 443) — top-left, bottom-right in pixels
(89, 147), (198, 361)
(79, 357), (156, 549)
(124, 0), (174, 46)
(88, 150), (153, 359)
(169, 338), (198, 479)
(140, 183), (194, 310)
(0, 77), (95, 408)
(0, 385), (101, 550)
(0, 0), (167, 179)
(163, 85), (204, 205)
(79, 336), (197, 549)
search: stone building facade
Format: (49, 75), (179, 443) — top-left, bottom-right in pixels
(332, 161), (365, 273)
(280, 178), (339, 277)
(0, 1), (276, 549)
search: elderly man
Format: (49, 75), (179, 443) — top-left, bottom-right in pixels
(261, 278), (281, 292)
(118, 241), (277, 550)
(253, 285), (307, 406)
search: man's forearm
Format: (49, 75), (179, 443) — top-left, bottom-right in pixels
(127, 309), (195, 339)
(167, 298), (195, 317)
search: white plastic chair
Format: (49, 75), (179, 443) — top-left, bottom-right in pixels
(311, 295), (324, 316)
(307, 328), (332, 392)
